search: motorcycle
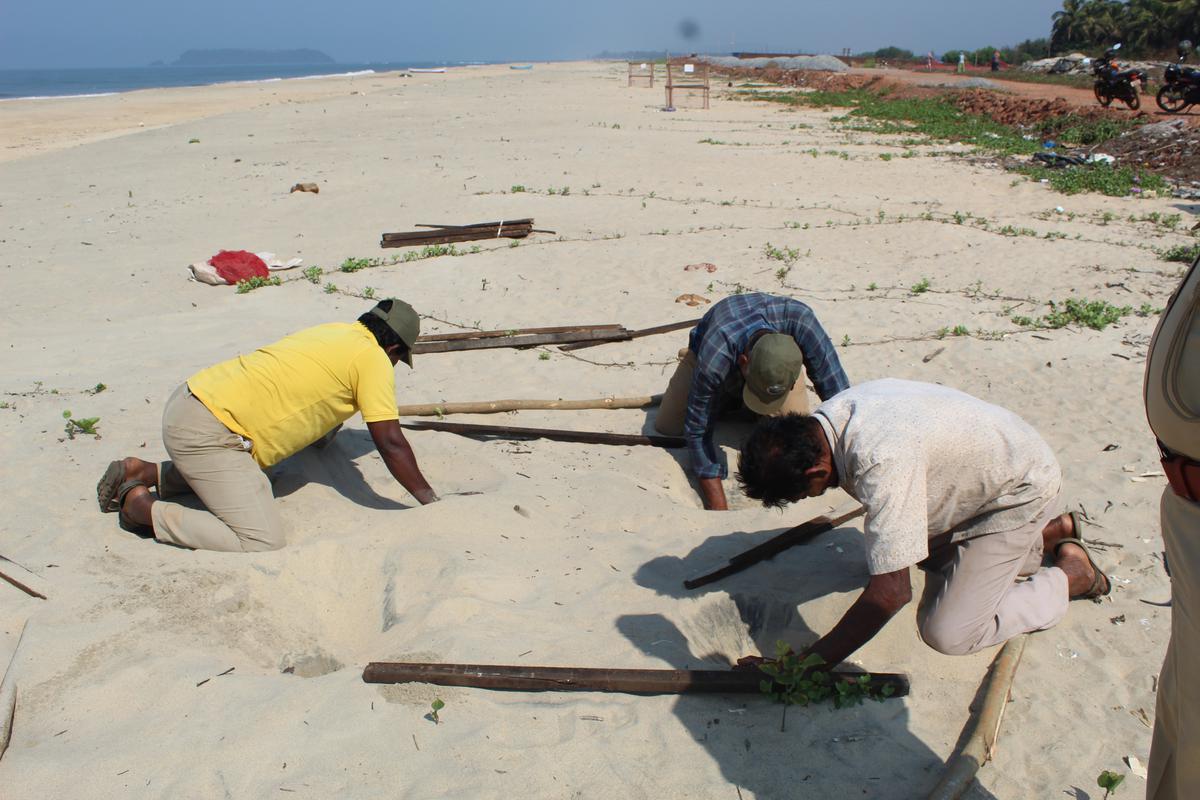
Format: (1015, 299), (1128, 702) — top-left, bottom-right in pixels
(1093, 44), (1148, 110)
(1156, 40), (1200, 113)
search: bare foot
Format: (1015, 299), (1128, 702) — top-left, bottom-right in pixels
(1041, 512), (1075, 552)
(121, 456), (158, 488)
(120, 484), (155, 528)
(1054, 540), (1105, 597)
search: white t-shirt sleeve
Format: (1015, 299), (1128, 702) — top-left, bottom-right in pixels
(857, 455), (930, 574)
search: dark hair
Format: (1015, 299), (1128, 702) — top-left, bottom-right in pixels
(736, 414), (825, 508)
(357, 300), (408, 355)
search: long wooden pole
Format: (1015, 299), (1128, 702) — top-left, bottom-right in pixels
(361, 661), (910, 697)
(395, 394), (662, 417)
(557, 318), (700, 351)
(400, 420), (684, 449)
(926, 635), (1028, 800)
(412, 329), (625, 355)
(684, 506), (866, 589)
(0, 621), (28, 761)
(419, 324), (623, 343)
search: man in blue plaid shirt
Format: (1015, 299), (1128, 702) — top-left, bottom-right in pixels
(654, 293), (849, 510)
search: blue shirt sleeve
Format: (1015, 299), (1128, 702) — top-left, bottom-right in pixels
(783, 305), (849, 400)
(683, 361), (727, 479)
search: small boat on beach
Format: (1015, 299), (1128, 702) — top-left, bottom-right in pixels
(410, 68), (446, 74)
(510, 65), (533, 70)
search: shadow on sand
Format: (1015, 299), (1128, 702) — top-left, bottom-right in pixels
(618, 524), (999, 799)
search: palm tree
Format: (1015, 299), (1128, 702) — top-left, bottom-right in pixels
(1052, 0), (1086, 50)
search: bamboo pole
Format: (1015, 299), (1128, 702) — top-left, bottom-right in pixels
(362, 661), (911, 697)
(395, 394), (662, 417)
(412, 328), (627, 355)
(0, 621), (28, 761)
(0, 559), (45, 601)
(926, 635), (1028, 800)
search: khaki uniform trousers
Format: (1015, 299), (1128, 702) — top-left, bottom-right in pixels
(653, 348), (811, 436)
(916, 495), (1069, 655)
(150, 384), (286, 552)
(1147, 488), (1200, 799)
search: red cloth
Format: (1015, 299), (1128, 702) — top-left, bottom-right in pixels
(208, 250), (269, 284)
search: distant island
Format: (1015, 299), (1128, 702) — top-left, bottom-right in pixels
(170, 49), (335, 66)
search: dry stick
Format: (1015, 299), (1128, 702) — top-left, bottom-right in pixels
(0, 621), (29, 761)
(926, 635), (1028, 800)
(419, 324), (623, 343)
(557, 318), (702, 352)
(395, 394), (662, 417)
(0, 569), (45, 601)
(361, 662), (911, 697)
(399, 420), (684, 449)
(413, 329), (628, 355)
(382, 221), (533, 240)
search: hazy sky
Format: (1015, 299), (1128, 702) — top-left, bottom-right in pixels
(0, 1), (1065, 69)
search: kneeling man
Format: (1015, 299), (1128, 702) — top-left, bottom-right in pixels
(736, 378), (1109, 666)
(655, 292), (849, 510)
(96, 298), (438, 552)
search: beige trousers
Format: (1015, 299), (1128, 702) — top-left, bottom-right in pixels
(916, 496), (1068, 655)
(653, 348), (811, 436)
(1147, 488), (1200, 799)
(150, 384), (286, 552)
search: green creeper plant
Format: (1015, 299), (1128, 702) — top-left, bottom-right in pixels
(757, 641), (894, 731)
(62, 410), (100, 439)
(428, 698), (445, 724)
(1097, 770), (1125, 798)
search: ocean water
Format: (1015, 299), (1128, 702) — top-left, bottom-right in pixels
(0, 62), (462, 100)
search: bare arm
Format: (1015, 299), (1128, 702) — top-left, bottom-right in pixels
(804, 567), (912, 668)
(698, 477), (728, 510)
(367, 419), (438, 505)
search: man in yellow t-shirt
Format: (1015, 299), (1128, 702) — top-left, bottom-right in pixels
(95, 298), (438, 552)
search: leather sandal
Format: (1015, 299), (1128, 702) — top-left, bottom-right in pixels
(1054, 537), (1112, 599)
(115, 479), (153, 536)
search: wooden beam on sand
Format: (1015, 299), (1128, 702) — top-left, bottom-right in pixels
(926, 635), (1027, 800)
(412, 328), (628, 354)
(557, 318), (701, 351)
(380, 219), (541, 249)
(395, 394), (661, 417)
(684, 506), (866, 590)
(399, 420), (685, 449)
(419, 324), (623, 343)
(362, 661), (911, 697)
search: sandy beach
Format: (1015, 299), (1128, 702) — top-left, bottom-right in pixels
(0, 60), (1186, 798)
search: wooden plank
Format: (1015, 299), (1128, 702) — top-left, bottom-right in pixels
(381, 223), (532, 241)
(419, 324), (623, 343)
(362, 661), (910, 697)
(412, 329), (628, 354)
(412, 219), (535, 230)
(399, 420), (685, 449)
(558, 318), (701, 351)
(380, 229), (533, 249)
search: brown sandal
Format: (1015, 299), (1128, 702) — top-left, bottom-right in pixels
(115, 479), (153, 536)
(1054, 537), (1111, 599)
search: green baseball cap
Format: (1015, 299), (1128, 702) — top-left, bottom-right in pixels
(742, 333), (803, 415)
(369, 298), (420, 367)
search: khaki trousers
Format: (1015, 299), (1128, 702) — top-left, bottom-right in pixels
(917, 496), (1068, 655)
(150, 384), (286, 552)
(653, 348), (811, 436)
(1147, 488), (1200, 799)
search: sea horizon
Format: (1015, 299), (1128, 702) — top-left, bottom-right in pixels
(0, 61), (505, 101)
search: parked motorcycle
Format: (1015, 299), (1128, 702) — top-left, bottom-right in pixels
(1156, 40), (1200, 113)
(1093, 44), (1148, 110)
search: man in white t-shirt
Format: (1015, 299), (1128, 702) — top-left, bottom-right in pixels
(735, 379), (1110, 668)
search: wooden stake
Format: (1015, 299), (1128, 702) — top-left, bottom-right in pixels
(419, 324), (623, 343)
(362, 661), (910, 697)
(412, 328), (628, 355)
(0, 568), (45, 601)
(395, 395), (662, 417)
